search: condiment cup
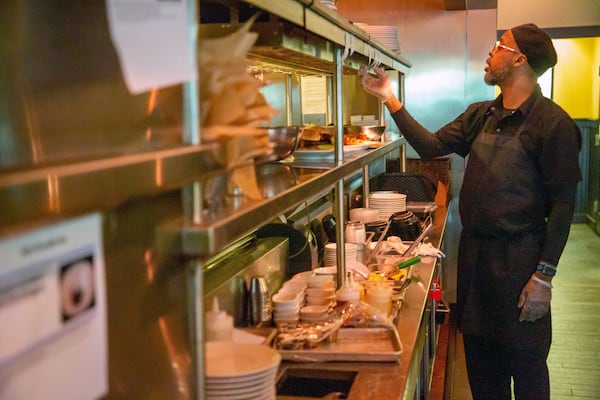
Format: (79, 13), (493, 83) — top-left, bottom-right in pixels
(272, 292), (299, 304)
(274, 308), (300, 318)
(300, 305), (329, 320)
(282, 280), (307, 292)
(291, 271), (314, 281)
(274, 314), (300, 325)
(276, 287), (304, 300)
(306, 287), (335, 297)
(273, 299), (302, 311)
(306, 295), (336, 306)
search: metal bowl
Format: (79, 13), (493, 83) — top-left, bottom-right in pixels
(343, 125), (386, 141)
(256, 126), (300, 163)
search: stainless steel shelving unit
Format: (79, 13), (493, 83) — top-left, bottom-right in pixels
(159, 138), (405, 257)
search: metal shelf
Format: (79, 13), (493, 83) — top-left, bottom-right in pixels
(0, 144), (223, 235)
(207, 0), (411, 73)
(157, 138), (405, 258)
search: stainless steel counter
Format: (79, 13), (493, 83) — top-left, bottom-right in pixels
(276, 205), (448, 400)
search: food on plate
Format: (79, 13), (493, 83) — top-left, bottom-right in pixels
(298, 125), (373, 150)
(343, 132), (371, 145)
(298, 125), (335, 150)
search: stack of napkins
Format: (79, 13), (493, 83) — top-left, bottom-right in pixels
(198, 15), (280, 199)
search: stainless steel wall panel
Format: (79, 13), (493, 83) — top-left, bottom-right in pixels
(0, 1), (186, 171)
(337, 0), (496, 302)
(399, 10), (496, 303)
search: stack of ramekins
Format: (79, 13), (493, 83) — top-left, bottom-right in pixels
(271, 279), (307, 325)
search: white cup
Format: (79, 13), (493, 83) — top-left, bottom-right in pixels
(345, 221), (366, 244)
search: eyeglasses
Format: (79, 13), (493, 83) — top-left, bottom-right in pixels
(491, 41), (523, 56)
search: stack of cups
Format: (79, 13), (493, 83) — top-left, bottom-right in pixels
(272, 280), (307, 325)
(345, 221), (367, 264)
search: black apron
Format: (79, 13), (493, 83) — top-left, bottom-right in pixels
(457, 104), (551, 350)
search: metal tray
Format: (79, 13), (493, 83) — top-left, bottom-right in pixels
(277, 327), (402, 363)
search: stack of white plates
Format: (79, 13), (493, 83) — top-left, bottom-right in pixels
(369, 191), (407, 220)
(320, 0), (336, 10)
(356, 24), (401, 53)
(205, 342), (281, 400)
(323, 242), (357, 268)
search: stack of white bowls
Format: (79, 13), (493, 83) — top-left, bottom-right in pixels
(271, 280), (307, 325)
(304, 274), (336, 310)
(205, 342), (281, 400)
(319, 0), (336, 10)
(349, 207), (380, 223)
(369, 191), (407, 220)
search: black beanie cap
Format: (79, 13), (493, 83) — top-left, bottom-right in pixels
(511, 23), (557, 76)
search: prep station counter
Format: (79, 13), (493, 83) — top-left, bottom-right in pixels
(276, 205), (449, 400)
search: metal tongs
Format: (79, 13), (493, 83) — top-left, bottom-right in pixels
(402, 222), (435, 256)
(364, 219), (392, 265)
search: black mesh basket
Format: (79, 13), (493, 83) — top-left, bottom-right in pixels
(377, 173), (437, 202)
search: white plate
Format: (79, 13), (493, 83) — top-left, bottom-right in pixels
(206, 385), (275, 400)
(206, 364), (277, 384)
(293, 142), (378, 162)
(370, 192), (407, 199)
(206, 374), (276, 394)
(205, 342), (281, 378)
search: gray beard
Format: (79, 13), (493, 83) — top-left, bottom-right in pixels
(484, 66), (511, 86)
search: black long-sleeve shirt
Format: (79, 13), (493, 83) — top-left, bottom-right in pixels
(389, 86), (582, 266)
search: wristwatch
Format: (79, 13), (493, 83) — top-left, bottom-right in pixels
(536, 262), (557, 277)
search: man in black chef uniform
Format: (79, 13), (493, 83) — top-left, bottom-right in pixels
(360, 23), (581, 400)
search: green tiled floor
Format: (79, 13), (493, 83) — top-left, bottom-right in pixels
(449, 224), (600, 399)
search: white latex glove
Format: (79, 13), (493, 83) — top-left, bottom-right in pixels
(517, 274), (552, 322)
(359, 66), (394, 102)
(417, 243), (445, 259)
